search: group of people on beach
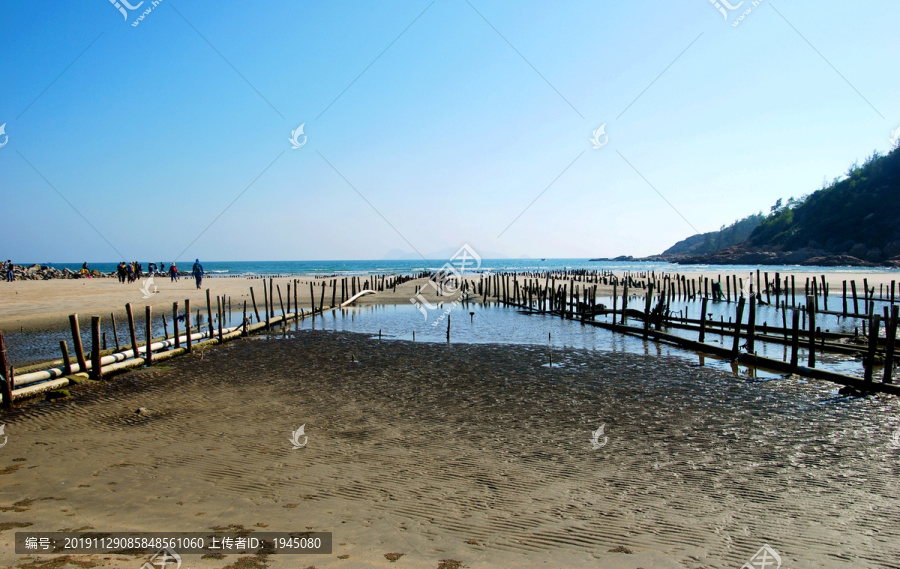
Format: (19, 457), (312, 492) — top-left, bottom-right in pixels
(116, 259), (204, 288)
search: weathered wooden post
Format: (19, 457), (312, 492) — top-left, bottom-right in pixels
(242, 301), (249, 336)
(60, 340), (72, 375)
(162, 314), (169, 341)
(789, 310), (800, 372)
(851, 280), (859, 314)
(807, 296), (816, 368)
(746, 295), (757, 354)
(217, 296), (224, 343)
(446, 315), (451, 342)
(884, 305), (897, 384)
(206, 289), (214, 338)
(277, 285), (286, 318)
(111, 312), (121, 351)
(185, 299), (192, 353)
(699, 296), (709, 343)
(621, 281), (628, 325)
(731, 296), (745, 360)
(269, 278), (275, 318)
(166, 301), (178, 349)
(643, 284), (653, 337)
(145, 306), (153, 366)
(69, 314), (87, 373)
(241, 288), (256, 325)
(91, 316), (103, 380)
(0, 332), (12, 408)
(864, 313), (881, 384)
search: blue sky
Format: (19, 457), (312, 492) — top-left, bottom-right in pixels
(1, 0), (897, 263)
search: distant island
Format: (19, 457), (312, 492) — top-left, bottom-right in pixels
(594, 146), (900, 267)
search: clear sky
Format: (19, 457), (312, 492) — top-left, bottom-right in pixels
(1, 0), (897, 263)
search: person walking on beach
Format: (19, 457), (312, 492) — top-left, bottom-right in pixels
(169, 262), (179, 282)
(117, 262), (126, 283)
(5, 260), (14, 282)
(126, 262), (134, 283)
(192, 259), (204, 289)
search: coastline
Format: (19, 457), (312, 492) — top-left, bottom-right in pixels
(2, 270), (898, 332)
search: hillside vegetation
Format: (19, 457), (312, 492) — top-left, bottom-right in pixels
(660, 147), (900, 265)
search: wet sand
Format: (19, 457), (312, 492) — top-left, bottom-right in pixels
(1, 329), (899, 568)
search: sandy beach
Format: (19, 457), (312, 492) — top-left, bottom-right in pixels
(2, 270), (897, 332)
(2, 329), (899, 568)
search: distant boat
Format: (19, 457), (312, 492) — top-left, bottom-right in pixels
(540, 258), (546, 261)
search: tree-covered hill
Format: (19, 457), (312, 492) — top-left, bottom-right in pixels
(660, 147), (900, 266)
(662, 213), (765, 256)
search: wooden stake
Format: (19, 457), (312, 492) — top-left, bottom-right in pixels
(173, 302), (180, 348)
(865, 313), (881, 384)
(91, 316), (102, 380)
(807, 296), (816, 368)
(250, 287), (261, 323)
(217, 296), (223, 343)
(746, 295), (757, 354)
(0, 332), (12, 408)
(111, 312), (120, 351)
(731, 296), (745, 360)
(70, 314), (87, 373)
(699, 296), (708, 343)
(59, 340), (72, 375)
(206, 289), (214, 338)
(185, 299), (192, 353)
(884, 305), (897, 384)
(789, 310), (800, 372)
(145, 306), (153, 366)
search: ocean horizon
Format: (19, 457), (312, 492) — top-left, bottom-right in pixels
(20, 258), (899, 277)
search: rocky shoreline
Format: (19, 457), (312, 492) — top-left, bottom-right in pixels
(592, 248), (900, 267)
(4, 264), (114, 280)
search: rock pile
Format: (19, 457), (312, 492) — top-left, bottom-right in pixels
(5, 264), (115, 280)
